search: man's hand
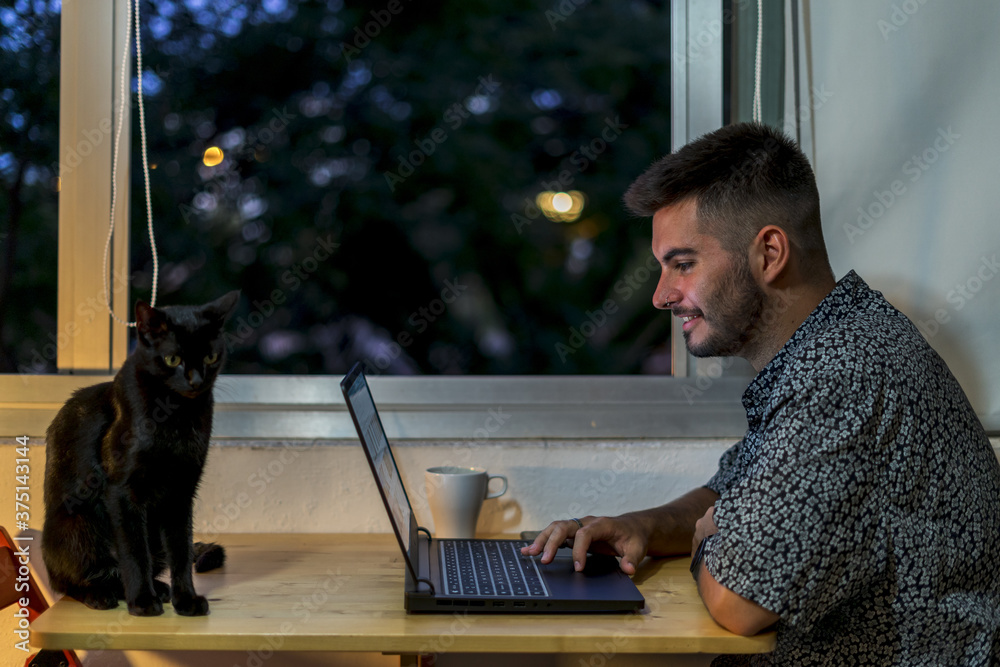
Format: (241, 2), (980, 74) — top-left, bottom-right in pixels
(520, 514), (651, 575)
(691, 505), (719, 556)
(519, 487), (721, 575)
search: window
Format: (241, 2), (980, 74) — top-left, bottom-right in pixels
(124, 0), (674, 375)
(2, 0), (753, 441)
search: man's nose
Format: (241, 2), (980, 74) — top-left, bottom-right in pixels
(653, 274), (681, 310)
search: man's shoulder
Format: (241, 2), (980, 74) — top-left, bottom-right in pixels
(777, 295), (937, 399)
(796, 285), (925, 361)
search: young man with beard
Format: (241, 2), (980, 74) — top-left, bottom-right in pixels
(523, 123), (1000, 666)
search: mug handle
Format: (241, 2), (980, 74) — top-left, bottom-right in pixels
(485, 474), (508, 499)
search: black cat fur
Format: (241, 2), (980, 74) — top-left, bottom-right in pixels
(42, 291), (239, 616)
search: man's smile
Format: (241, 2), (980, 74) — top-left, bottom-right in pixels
(674, 312), (703, 331)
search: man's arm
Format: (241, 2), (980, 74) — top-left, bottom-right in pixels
(631, 485), (722, 556)
(691, 506), (779, 636)
(696, 560), (780, 636)
(521, 486), (719, 574)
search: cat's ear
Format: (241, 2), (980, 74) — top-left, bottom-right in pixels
(203, 290), (241, 324)
(135, 300), (168, 337)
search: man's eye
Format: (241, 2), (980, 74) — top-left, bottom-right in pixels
(164, 355), (182, 367)
(676, 262), (694, 272)
(204, 352), (219, 365)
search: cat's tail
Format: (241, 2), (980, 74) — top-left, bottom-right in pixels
(193, 542), (226, 572)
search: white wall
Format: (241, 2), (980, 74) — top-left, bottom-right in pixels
(191, 439), (732, 537)
(0, 437), (737, 540)
(800, 0), (1000, 426)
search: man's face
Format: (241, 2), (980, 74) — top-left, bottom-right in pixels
(651, 199), (765, 359)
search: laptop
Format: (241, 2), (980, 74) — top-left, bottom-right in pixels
(340, 362), (645, 613)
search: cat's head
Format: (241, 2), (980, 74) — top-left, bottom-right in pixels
(134, 291), (240, 398)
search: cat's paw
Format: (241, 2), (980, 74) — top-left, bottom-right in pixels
(127, 592), (164, 617)
(153, 580), (171, 602)
(81, 589), (120, 610)
(172, 593), (210, 616)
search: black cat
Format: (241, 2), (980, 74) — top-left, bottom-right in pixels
(42, 291), (239, 616)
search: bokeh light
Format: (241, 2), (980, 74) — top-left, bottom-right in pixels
(536, 190), (586, 222)
(202, 146), (224, 167)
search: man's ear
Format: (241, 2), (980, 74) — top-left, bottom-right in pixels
(751, 225), (791, 286)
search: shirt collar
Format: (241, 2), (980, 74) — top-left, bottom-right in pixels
(741, 270), (868, 417)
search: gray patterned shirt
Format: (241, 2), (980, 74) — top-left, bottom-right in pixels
(704, 271), (1000, 666)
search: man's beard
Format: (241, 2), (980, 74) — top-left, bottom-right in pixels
(684, 254), (766, 358)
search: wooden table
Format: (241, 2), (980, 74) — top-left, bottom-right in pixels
(30, 534), (775, 661)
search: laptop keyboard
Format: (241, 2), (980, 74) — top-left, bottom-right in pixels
(440, 540), (550, 598)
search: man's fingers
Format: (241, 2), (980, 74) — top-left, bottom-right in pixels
(522, 527), (553, 555)
(523, 516), (649, 577)
(520, 520), (579, 564)
(541, 527), (572, 563)
(571, 525), (595, 571)
(619, 541), (646, 576)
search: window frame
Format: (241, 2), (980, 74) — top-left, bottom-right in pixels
(1, 0), (753, 442)
(56, 0), (132, 373)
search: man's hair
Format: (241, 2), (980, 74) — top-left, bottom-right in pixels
(624, 122), (830, 279)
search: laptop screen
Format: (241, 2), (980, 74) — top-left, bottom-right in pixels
(341, 365), (412, 555)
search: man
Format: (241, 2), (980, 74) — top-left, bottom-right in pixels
(523, 123), (1000, 665)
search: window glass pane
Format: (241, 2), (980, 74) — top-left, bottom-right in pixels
(0, 1), (60, 374)
(132, 0), (672, 375)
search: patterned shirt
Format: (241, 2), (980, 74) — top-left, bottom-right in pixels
(703, 271), (1000, 666)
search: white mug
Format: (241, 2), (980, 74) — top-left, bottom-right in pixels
(425, 466), (508, 539)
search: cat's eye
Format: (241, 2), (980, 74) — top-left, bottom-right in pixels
(163, 355), (182, 367)
(204, 352), (219, 365)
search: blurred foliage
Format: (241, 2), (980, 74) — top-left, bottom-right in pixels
(1, 0), (675, 376)
(0, 0), (60, 374)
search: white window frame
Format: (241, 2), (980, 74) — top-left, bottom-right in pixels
(0, 0), (753, 441)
